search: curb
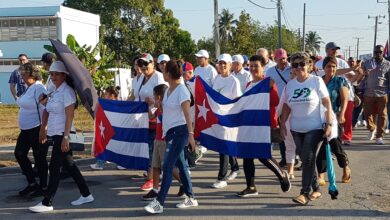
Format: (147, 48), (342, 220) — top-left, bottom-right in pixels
(0, 158), (96, 175)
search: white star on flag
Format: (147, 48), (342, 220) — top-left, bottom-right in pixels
(197, 99), (209, 122)
(99, 120), (106, 139)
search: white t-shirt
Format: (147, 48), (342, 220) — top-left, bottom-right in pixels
(194, 64), (218, 87)
(283, 75), (329, 133)
(162, 84), (190, 136)
(138, 71), (166, 101)
(46, 82), (76, 136)
(263, 60), (276, 73)
(131, 74), (143, 100)
(232, 68), (252, 93)
(17, 81), (47, 130)
(212, 74), (242, 99)
(186, 77), (196, 122)
(315, 57), (355, 101)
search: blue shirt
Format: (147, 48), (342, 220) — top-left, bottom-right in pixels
(8, 69), (27, 97)
(323, 76), (348, 114)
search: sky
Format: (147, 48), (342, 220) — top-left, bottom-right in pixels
(1, 0), (389, 57)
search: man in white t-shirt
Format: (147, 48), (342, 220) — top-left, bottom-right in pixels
(256, 48), (276, 73)
(231, 54), (251, 93)
(194, 49), (218, 87)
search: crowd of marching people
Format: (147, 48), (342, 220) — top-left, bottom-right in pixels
(8, 41), (390, 214)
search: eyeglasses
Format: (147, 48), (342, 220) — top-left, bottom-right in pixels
(374, 50), (384, 54)
(291, 62), (306, 68)
(137, 60), (151, 67)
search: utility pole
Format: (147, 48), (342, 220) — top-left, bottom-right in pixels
(354, 37), (363, 59)
(214, 0), (220, 59)
(277, 0), (282, 48)
(368, 15), (386, 50)
(298, 28), (301, 50)
(302, 3), (306, 51)
(377, 0), (390, 56)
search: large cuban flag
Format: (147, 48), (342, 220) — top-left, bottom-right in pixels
(195, 76), (271, 158)
(94, 98), (149, 170)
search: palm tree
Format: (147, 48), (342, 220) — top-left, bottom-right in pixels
(305, 31), (322, 55)
(215, 9), (237, 43)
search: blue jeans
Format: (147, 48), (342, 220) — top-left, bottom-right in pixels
(291, 129), (324, 195)
(157, 124), (194, 205)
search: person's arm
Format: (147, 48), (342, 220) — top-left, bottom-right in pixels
(39, 110), (49, 144)
(322, 97), (333, 137)
(182, 100), (196, 151)
(338, 86), (349, 124)
(279, 103), (291, 138)
(9, 83), (17, 101)
(269, 81), (279, 128)
(128, 89), (135, 101)
(61, 103), (75, 153)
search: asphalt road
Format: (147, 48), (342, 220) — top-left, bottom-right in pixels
(0, 127), (389, 220)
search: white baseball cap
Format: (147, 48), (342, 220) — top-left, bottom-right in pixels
(195, 49), (209, 59)
(49, 61), (69, 75)
(218, 53), (232, 63)
(157, 54), (170, 64)
(232, 54), (244, 64)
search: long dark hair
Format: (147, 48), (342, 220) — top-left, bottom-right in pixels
(65, 75), (78, 109)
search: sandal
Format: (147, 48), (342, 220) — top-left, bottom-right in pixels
(318, 178), (326, 186)
(342, 167), (352, 183)
(308, 191), (322, 201)
(292, 194), (309, 205)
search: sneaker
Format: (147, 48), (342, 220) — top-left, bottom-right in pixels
(226, 170), (240, 181)
(386, 129), (390, 134)
(280, 171), (291, 192)
(116, 165), (126, 170)
(143, 189), (158, 201)
(140, 180), (154, 191)
(176, 196), (198, 208)
(177, 185), (185, 197)
(19, 183), (38, 196)
(90, 163), (103, 170)
(30, 187), (44, 198)
(211, 180), (227, 189)
(362, 120), (367, 127)
(29, 202), (53, 213)
(237, 187), (258, 197)
(199, 146), (207, 154)
(368, 130), (376, 140)
(71, 194), (94, 206)
(144, 199), (163, 214)
(342, 140), (351, 145)
(376, 138), (384, 145)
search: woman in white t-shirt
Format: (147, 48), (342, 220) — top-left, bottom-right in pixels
(128, 56), (143, 101)
(137, 53), (166, 191)
(145, 60), (197, 214)
(15, 63), (48, 197)
(280, 52), (332, 205)
(29, 61), (93, 213)
(210, 54), (241, 189)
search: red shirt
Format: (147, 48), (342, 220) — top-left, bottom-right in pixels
(155, 108), (164, 141)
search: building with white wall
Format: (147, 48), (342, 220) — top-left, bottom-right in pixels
(0, 4), (100, 104)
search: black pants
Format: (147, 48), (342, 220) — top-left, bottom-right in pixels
(14, 126), (48, 187)
(42, 135), (90, 206)
(243, 157), (284, 188)
(278, 141), (286, 162)
(316, 138), (349, 173)
(218, 154), (239, 180)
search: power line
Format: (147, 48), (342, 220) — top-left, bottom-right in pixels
(247, 0), (276, 10)
(281, 7), (293, 30)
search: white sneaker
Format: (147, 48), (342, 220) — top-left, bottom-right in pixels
(71, 194), (94, 206)
(376, 138), (384, 145)
(199, 146), (208, 154)
(356, 121), (362, 127)
(362, 120), (367, 127)
(212, 180), (227, 189)
(144, 199), (163, 214)
(90, 163), (103, 170)
(385, 129), (389, 134)
(116, 165), (126, 170)
(226, 170), (240, 181)
(368, 130), (376, 140)
(29, 202), (53, 213)
(176, 196), (198, 208)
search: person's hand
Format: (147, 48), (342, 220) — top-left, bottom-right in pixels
(338, 114), (345, 124)
(61, 138), (70, 152)
(279, 124), (287, 140)
(324, 124), (332, 138)
(145, 97), (154, 106)
(39, 128), (47, 144)
(188, 134), (196, 152)
(39, 93), (48, 106)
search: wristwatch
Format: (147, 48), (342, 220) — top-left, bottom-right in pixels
(63, 135), (70, 140)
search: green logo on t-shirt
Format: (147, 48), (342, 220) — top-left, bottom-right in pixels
(292, 88), (311, 99)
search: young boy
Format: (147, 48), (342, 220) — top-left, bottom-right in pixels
(142, 84), (184, 200)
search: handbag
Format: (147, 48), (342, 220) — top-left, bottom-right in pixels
(69, 131), (85, 151)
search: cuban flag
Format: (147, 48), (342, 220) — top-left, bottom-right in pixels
(195, 76), (271, 158)
(94, 98), (149, 170)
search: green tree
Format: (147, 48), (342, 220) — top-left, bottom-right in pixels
(213, 9), (237, 52)
(305, 31), (323, 55)
(231, 10), (257, 55)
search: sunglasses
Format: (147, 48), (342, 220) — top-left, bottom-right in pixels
(291, 62), (306, 68)
(374, 50), (384, 54)
(137, 60), (151, 67)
